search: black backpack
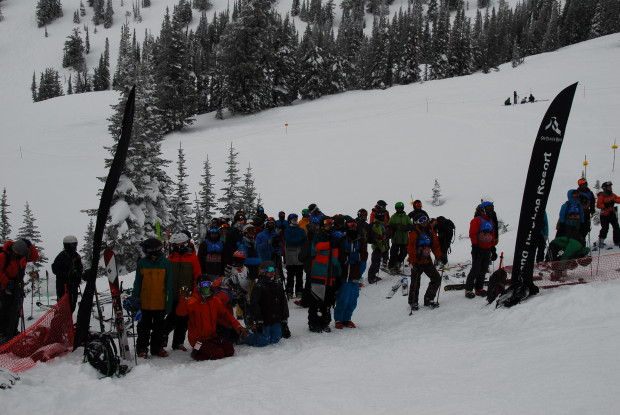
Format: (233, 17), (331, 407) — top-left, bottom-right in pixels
(435, 216), (455, 252)
(84, 333), (128, 377)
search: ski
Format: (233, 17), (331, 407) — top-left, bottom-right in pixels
(35, 301), (55, 309)
(444, 281), (489, 291)
(386, 281), (402, 299)
(439, 260), (471, 272)
(401, 277), (408, 296)
(0, 368), (20, 390)
(443, 271), (466, 281)
(386, 276), (408, 299)
(104, 249), (131, 363)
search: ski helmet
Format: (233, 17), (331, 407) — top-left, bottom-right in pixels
(278, 211), (286, 219)
(260, 260), (277, 281)
(140, 238), (163, 256)
(11, 239), (29, 257)
(63, 235), (78, 251)
(376, 200), (387, 208)
(233, 250), (247, 260)
(301, 209), (310, 217)
(243, 224), (255, 237)
(288, 213), (298, 222)
(196, 275), (213, 297)
(602, 181), (613, 189)
(170, 232), (190, 244)
(333, 214), (345, 228)
(577, 178), (587, 186)
(357, 208), (368, 219)
(395, 202), (405, 210)
(412, 200), (422, 208)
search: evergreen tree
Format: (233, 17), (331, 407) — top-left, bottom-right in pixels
(175, 0), (193, 26)
(153, 7), (196, 132)
(194, 0), (212, 11)
(92, 0), (104, 25)
(113, 23), (134, 91)
(36, 0), (63, 28)
(36, 68), (64, 101)
(31, 72), (38, 102)
(74, 9), (81, 24)
(239, 163), (258, 214)
(218, 143), (241, 217)
(218, 0), (276, 114)
(199, 155), (218, 222)
(17, 202), (48, 269)
(142, 0), (151, 7)
(80, 1), (86, 16)
(85, 25), (90, 54)
(272, 13), (299, 106)
(103, 34), (172, 273)
(0, 188), (11, 244)
(62, 28), (86, 71)
(103, 0), (113, 28)
(429, 0), (450, 80)
(364, 15), (391, 89)
(298, 24), (328, 99)
(336, 5), (364, 89)
(291, 0), (300, 16)
(191, 193), (204, 241)
(81, 218), (94, 269)
(67, 73), (73, 94)
(431, 179), (443, 206)
(169, 143), (192, 232)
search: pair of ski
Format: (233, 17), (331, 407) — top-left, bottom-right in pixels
(386, 276), (409, 299)
(0, 368), (20, 390)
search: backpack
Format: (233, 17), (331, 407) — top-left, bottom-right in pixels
(435, 216), (455, 252)
(84, 333), (128, 377)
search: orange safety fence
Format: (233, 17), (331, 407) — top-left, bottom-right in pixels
(504, 252), (620, 288)
(0, 293), (74, 373)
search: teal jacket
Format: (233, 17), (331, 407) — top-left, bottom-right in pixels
(133, 254), (174, 313)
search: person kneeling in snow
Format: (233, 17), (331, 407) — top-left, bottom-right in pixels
(176, 274), (247, 361)
(243, 261), (290, 346)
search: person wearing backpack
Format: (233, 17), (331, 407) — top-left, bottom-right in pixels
(464, 202), (497, 299)
(577, 179), (596, 240)
(433, 216), (455, 266)
(133, 238), (174, 358)
(407, 214), (446, 310)
(557, 189), (585, 244)
(283, 213), (306, 298)
(596, 181), (620, 248)
(0, 239), (39, 342)
(334, 218), (366, 328)
(51, 235), (83, 313)
(177, 275), (247, 361)
(387, 202), (412, 274)
(367, 208), (389, 284)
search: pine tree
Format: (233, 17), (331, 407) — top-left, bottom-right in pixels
(0, 188), (11, 244)
(239, 163), (258, 214)
(36, 0), (63, 28)
(198, 155), (218, 222)
(92, 0), (104, 25)
(62, 28), (86, 71)
(74, 9), (81, 23)
(142, 0), (151, 7)
(113, 23), (134, 90)
(31, 72), (38, 102)
(272, 13), (299, 106)
(103, 0), (113, 28)
(36, 68), (64, 101)
(85, 25), (90, 54)
(298, 24), (328, 99)
(169, 142), (192, 232)
(81, 218), (94, 269)
(80, 1), (86, 16)
(291, 0), (300, 16)
(17, 202), (48, 269)
(191, 193), (204, 241)
(194, 0), (212, 11)
(218, 143), (241, 217)
(431, 179), (444, 206)
(67, 74), (73, 94)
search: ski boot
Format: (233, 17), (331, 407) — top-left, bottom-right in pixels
(344, 321), (357, 328)
(334, 321), (344, 330)
(424, 298), (440, 309)
(464, 291), (476, 299)
(475, 288), (487, 297)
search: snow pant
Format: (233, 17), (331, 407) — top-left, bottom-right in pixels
(407, 263), (441, 305)
(243, 323), (282, 347)
(580, 212), (592, 240)
(56, 279), (79, 313)
(308, 284), (336, 329)
(0, 289), (18, 340)
(162, 303), (189, 349)
(465, 249), (492, 291)
(285, 264), (304, 296)
(333, 281), (360, 323)
(599, 213), (620, 245)
(535, 233), (547, 263)
(136, 309), (166, 354)
(382, 241), (390, 265)
(368, 249), (384, 283)
(388, 244), (408, 269)
(191, 337), (235, 361)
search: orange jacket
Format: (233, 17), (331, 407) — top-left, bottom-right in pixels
(0, 241), (40, 290)
(407, 225), (442, 265)
(298, 217), (310, 232)
(597, 192), (620, 216)
(176, 292), (241, 347)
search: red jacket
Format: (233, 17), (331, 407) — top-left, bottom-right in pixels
(0, 241), (40, 290)
(469, 214), (497, 249)
(596, 192), (620, 216)
(176, 292), (241, 347)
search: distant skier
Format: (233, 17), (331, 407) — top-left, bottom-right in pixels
(464, 202), (497, 299)
(597, 181), (620, 248)
(528, 93), (535, 102)
(576, 178), (596, 240)
(51, 235), (83, 313)
(387, 202), (412, 274)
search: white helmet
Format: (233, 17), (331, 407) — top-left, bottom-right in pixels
(170, 232), (190, 244)
(63, 235), (78, 244)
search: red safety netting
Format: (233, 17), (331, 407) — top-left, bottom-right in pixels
(505, 252), (620, 288)
(0, 293), (74, 373)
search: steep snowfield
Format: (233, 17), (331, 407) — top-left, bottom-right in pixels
(0, 0), (619, 412)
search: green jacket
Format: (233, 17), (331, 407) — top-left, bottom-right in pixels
(370, 221), (389, 253)
(388, 212), (412, 245)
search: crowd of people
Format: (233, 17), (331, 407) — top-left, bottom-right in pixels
(2, 177), (619, 362)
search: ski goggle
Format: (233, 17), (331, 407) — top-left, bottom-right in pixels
(413, 202), (422, 208)
(347, 222), (358, 229)
(415, 216), (428, 225)
(197, 280), (213, 296)
(209, 228), (219, 234)
(265, 266), (276, 274)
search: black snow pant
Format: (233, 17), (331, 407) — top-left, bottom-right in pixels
(56, 278), (80, 313)
(388, 244), (408, 269)
(407, 263), (442, 306)
(307, 285), (336, 329)
(162, 302), (189, 349)
(465, 249), (492, 292)
(285, 265), (304, 296)
(599, 213), (620, 245)
(137, 309), (166, 354)
(368, 249), (384, 283)
(0, 289), (18, 340)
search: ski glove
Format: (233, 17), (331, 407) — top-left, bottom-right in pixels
(281, 321), (291, 339)
(439, 257), (448, 266)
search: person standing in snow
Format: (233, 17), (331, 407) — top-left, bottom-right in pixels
(222, 211), (247, 267)
(162, 232), (201, 352)
(597, 181), (620, 248)
(243, 261), (290, 346)
(334, 218), (365, 328)
(464, 202), (497, 299)
(133, 238), (173, 358)
(577, 178), (596, 241)
(298, 208), (311, 231)
(283, 213), (306, 298)
(557, 189), (585, 244)
(51, 235), (83, 312)
(387, 202), (412, 274)
(197, 227), (224, 276)
(406, 214), (445, 310)
(367, 208), (389, 284)
(177, 275), (247, 361)
(370, 200), (390, 269)
(0, 239), (39, 342)
(295, 215), (322, 308)
(355, 208), (370, 282)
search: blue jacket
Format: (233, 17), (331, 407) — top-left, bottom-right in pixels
(559, 189), (584, 227)
(284, 225), (306, 247)
(256, 228), (281, 261)
(237, 237), (262, 266)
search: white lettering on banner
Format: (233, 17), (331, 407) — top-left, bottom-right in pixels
(518, 152), (554, 275)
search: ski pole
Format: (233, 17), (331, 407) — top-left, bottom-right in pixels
(435, 267), (445, 304)
(46, 270), (49, 306)
(94, 287), (105, 333)
(28, 276), (35, 321)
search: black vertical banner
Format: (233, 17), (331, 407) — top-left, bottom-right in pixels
(510, 82), (578, 295)
(74, 86), (136, 350)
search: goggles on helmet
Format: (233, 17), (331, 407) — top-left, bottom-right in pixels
(197, 280), (213, 296)
(415, 216), (428, 225)
(323, 218), (334, 227)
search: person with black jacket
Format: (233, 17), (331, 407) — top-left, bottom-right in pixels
(51, 235), (83, 312)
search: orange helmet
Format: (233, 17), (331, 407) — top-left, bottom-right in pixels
(577, 178), (587, 186)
